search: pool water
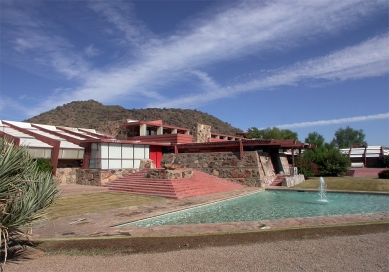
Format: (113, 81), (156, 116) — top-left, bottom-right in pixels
(120, 191), (389, 227)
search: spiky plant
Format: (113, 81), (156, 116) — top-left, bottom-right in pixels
(0, 136), (60, 264)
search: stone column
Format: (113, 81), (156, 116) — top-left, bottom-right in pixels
(192, 123), (211, 143)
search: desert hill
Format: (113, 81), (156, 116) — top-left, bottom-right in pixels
(25, 100), (242, 136)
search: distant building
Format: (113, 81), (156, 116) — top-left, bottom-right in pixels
(340, 145), (387, 168)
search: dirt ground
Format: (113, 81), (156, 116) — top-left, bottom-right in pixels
(4, 223), (389, 272)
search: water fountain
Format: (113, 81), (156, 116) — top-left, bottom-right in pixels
(318, 177), (329, 202)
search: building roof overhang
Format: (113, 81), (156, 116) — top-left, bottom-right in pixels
(172, 139), (315, 150)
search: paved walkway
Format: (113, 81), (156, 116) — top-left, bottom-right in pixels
(30, 184), (389, 240)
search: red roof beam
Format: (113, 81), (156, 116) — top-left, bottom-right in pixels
(31, 124), (83, 145)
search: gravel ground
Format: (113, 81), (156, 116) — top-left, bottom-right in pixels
(6, 231), (389, 272)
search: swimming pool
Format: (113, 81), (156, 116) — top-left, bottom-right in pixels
(119, 191), (389, 227)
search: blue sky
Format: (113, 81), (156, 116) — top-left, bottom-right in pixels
(1, 0), (388, 146)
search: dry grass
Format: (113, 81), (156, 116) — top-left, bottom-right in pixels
(292, 176), (389, 192)
(46, 193), (164, 220)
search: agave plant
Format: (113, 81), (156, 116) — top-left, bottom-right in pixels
(0, 136), (60, 264)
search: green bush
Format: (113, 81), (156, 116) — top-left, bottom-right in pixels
(381, 156), (389, 168)
(378, 169), (389, 179)
(36, 158), (54, 173)
(296, 160), (318, 179)
(298, 146), (350, 177)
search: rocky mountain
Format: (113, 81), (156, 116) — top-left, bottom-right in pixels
(25, 100), (242, 136)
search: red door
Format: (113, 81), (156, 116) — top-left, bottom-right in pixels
(149, 145), (162, 168)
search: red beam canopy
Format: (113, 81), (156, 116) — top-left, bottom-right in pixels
(172, 139), (315, 150)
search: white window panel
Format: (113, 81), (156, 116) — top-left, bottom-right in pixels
(91, 143), (98, 159)
(109, 160), (122, 169)
(44, 149), (52, 158)
(101, 159), (109, 169)
(78, 150), (84, 159)
(89, 159), (96, 169)
(133, 145), (145, 159)
(101, 144), (109, 158)
(122, 160), (133, 168)
(61, 149), (79, 159)
(133, 159), (141, 168)
(144, 146), (150, 159)
(122, 144), (133, 158)
(32, 149), (45, 158)
(109, 143), (122, 159)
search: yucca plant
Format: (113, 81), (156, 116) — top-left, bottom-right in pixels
(0, 136), (60, 265)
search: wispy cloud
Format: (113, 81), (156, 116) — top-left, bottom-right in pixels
(273, 113), (389, 129)
(88, 0), (154, 46)
(1, 0), (388, 117)
(150, 32), (389, 108)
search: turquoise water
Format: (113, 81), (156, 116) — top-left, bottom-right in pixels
(120, 191), (389, 227)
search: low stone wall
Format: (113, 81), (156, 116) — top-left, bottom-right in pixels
(161, 151), (263, 186)
(146, 169), (194, 179)
(53, 168), (77, 184)
(282, 175), (305, 187)
(54, 167), (137, 186)
(76, 168), (137, 186)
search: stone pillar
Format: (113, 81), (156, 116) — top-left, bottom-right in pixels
(192, 123), (211, 143)
(140, 124), (147, 136)
(157, 126), (163, 135)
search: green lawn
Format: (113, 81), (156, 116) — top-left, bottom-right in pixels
(46, 193), (164, 220)
(292, 176), (389, 192)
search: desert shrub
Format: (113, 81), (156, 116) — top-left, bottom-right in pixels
(0, 137), (60, 264)
(381, 155), (389, 168)
(296, 160), (318, 179)
(378, 169), (389, 179)
(36, 158), (54, 173)
(298, 146), (350, 177)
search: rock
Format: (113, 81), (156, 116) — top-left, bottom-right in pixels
(139, 159), (156, 169)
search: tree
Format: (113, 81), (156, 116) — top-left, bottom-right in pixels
(332, 126), (367, 148)
(0, 137), (59, 264)
(305, 132), (325, 148)
(246, 127), (298, 140)
(298, 131), (350, 178)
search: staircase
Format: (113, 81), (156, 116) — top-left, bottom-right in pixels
(104, 169), (245, 199)
(270, 174), (285, 186)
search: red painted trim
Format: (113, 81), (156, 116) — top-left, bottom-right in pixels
(128, 134), (194, 144)
(78, 128), (115, 139)
(31, 124), (83, 145)
(239, 141), (243, 160)
(56, 127), (98, 140)
(82, 143), (91, 169)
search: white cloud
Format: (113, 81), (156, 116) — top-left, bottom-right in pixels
(152, 32), (388, 108)
(273, 113), (389, 129)
(88, 0), (153, 46)
(84, 45), (101, 58)
(2, 0), (388, 117)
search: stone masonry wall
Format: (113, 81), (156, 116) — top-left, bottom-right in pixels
(258, 152), (276, 186)
(192, 123), (211, 143)
(76, 168), (137, 186)
(161, 151), (264, 186)
(53, 168), (77, 184)
(53, 167), (136, 186)
(146, 169), (194, 179)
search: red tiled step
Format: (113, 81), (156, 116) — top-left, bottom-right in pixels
(270, 175), (284, 186)
(104, 169), (245, 199)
